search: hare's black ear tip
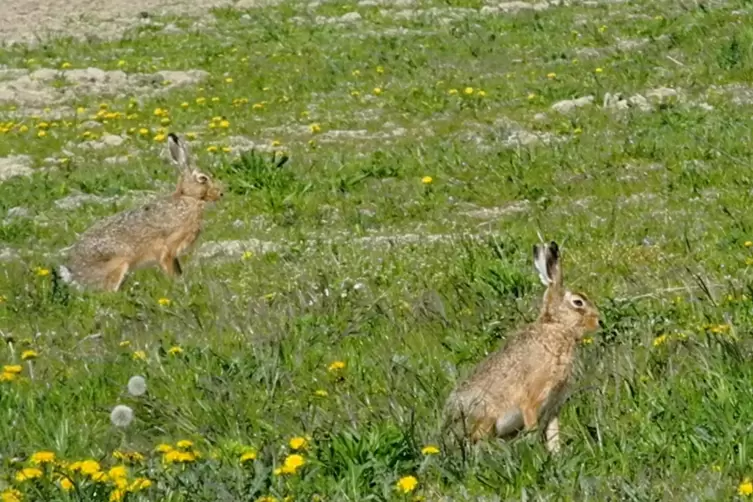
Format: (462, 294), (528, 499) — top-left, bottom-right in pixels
(549, 241), (559, 254)
(167, 132), (179, 143)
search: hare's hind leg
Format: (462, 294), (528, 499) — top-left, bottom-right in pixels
(103, 259), (130, 292)
(158, 249), (182, 277)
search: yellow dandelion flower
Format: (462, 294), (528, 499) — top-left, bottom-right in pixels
(1, 372), (17, 382)
(155, 444), (173, 453)
(421, 176), (433, 185)
(196, 97), (206, 105)
(289, 436), (307, 451)
(448, 89), (459, 96)
(138, 128), (149, 136)
(154, 133), (166, 142)
(309, 123), (321, 134)
(90, 471), (109, 483)
(186, 132), (197, 140)
(240, 451), (257, 463)
(546, 72), (556, 79)
(527, 93), (536, 100)
(350, 90), (360, 97)
(328, 361), (346, 372)
(582, 337), (593, 345)
(740, 479), (753, 496)
(158, 297), (171, 306)
(464, 86), (474, 95)
(745, 241), (753, 248)
(160, 117), (171, 126)
(373, 87), (382, 95)
(396, 475), (418, 493)
(113, 450), (144, 462)
(128, 478), (152, 492)
(3, 365), (22, 374)
(219, 119), (230, 128)
(421, 445), (439, 455)
(595, 67), (604, 74)
(117, 60), (126, 67)
(35, 267), (50, 276)
(163, 450), (196, 464)
(352, 69), (361, 77)
(19, 125), (29, 133)
(109, 489), (125, 502)
(60, 477), (74, 491)
(652, 335), (668, 347)
(132, 350), (147, 361)
(280, 454), (305, 474)
(61, 62), (72, 69)
(257, 497), (278, 502)
(225, 77), (233, 83)
(21, 350), (38, 361)
(207, 145), (219, 153)
(168, 346), (183, 355)
(108, 465), (128, 480)
(119, 340), (131, 348)
(176, 440), (194, 449)
(76, 460), (101, 475)
(376, 65), (384, 74)
(252, 103), (264, 110)
(211, 97), (220, 103)
(16, 467), (43, 482)
(314, 389), (328, 397)
(30, 451), (56, 464)
(477, 90), (487, 97)
(598, 25), (607, 33)
(1, 489), (22, 502)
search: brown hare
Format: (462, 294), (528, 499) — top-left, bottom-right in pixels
(443, 241), (600, 453)
(59, 133), (223, 292)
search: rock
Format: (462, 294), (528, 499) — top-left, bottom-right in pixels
(6, 207), (29, 218)
(551, 95), (594, 113)
(0, 155), (33, 182)
(100, 134), (125, 147)
(645, 87), (678, 102)
(29, 69), (59, 81)
(161, 23), (183, 34)
(104, 156), (130, 165)
(628, 94), (652, 111)
(340, 12), (362, 22)
(79, 120), (104, 130)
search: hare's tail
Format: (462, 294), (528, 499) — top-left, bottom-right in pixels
(56, 265), (74, 284)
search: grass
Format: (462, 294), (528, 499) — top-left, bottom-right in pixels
(3, 0), (753, 499)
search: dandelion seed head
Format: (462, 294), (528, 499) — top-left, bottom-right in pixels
(110, 405), (134, 427)
(127, 375), (147, 396)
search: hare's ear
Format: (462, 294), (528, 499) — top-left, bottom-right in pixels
(533, 241), (562, 289)
(167, 133), (189, 171)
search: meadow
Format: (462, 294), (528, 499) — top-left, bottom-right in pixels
(3, 0), (753, 499)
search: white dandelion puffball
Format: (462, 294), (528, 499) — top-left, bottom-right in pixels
(127, 375), (147, 396)
(110, 405), (134, 427)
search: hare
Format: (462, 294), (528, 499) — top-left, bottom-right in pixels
(443, 241), (601, 453)
(59, 133), (223, 292)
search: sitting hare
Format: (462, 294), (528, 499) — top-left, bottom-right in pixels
(59, 133), (223, 292)
(444, 241), (601, 453)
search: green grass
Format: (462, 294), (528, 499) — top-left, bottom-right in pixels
(4, 0), (753, 499)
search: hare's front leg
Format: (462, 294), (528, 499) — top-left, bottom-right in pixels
(159, 249), (182, 277)
(544, 416), (560, 453)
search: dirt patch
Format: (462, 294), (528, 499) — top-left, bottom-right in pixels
(0, 68), (209, 107)
(0, 0), (281, 45)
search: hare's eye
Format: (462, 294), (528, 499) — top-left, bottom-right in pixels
(572, 298), (584, 308)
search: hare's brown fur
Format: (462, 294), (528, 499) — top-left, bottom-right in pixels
(444, 241), (600, 452)
(63, 133), (223, 292)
